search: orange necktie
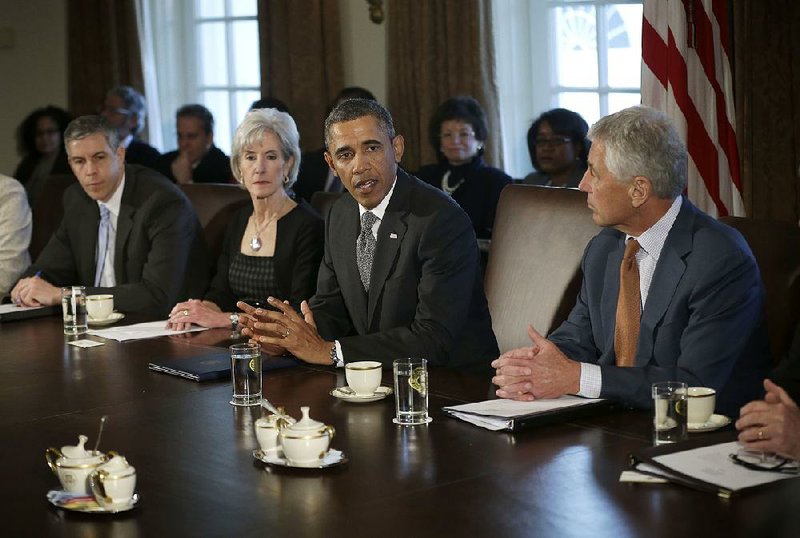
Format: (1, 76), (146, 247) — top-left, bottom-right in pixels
(614, 239), (641, 367)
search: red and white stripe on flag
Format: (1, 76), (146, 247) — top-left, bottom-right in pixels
(641, 0), (744, 217)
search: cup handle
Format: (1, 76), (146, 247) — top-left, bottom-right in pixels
(325, 425), (335, 445)
(90, 469), (112, 507)
(45, 447), (62, 475)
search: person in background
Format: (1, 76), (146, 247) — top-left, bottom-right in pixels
(0, 175), (32, 296)
(292, 86), (377, 204)
(238, 98), (499, 371)
(250, 97), (291, 114)
(156, 104), (232, 184)
(522, 108), (590, 188)
(11, 115), (210, 317)
(492, 106), (767, 416)
(416, 95), (511, 240)
(167, 108), (323, 331)
(13, 105), (73, 206)
(100, 86), (161, 169)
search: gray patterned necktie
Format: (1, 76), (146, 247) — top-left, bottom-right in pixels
(357, 211), (378, 291)
(94, 205), (111, 286)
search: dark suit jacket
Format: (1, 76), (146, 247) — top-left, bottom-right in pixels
(125, 139), (161, 170)
(157, 145), (232, 184)
(548, 198), (768, 415)
(309, 169), (499, 372)
(293, 148), (331, 203)
(25, 164), (211, 317)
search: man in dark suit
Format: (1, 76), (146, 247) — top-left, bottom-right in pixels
(492, 106), (768, 415)
(156, 104), (232, 184)
(101, 86), (161, 169)
(239, 98), (498, 371)
(11, 115), (210, 318)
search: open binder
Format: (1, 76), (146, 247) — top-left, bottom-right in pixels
(629, 431), (799, 498)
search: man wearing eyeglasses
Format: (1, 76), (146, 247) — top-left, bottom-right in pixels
(100, 86), (161, 170)
(493, 106), (768, 416)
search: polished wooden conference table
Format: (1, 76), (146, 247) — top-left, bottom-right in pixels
(0, 314), (792, 537)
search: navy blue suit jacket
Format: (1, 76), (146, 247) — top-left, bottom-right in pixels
(549, 198), (768, 414)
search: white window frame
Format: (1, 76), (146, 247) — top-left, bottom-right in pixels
(493, 0), (643, 178)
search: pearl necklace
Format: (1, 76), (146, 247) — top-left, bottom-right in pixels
(441, 170), (465, 196)
(250, 199), (287, 251)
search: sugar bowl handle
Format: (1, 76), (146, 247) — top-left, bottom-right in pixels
(45, 447), (63, 475)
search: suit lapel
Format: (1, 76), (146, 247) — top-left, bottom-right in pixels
(78, 201), (100, 284)
(114, 172), (136, 282)
(336, 197), (368, 331)
(601, 235), (625, 360)
(638, 199), (694, 363)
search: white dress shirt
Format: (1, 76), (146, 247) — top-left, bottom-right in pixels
(96, 176), (126, 288)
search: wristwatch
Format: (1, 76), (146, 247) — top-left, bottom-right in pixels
(229, 313), (240, 331)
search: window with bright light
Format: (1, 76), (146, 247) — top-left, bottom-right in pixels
(144, 0), (261, 155)
(493, 0), (643, 178)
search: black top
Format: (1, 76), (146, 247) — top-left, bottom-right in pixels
(228, 253), (279, 306)
(157, 145), (232, 184)
(416, 156), (512, 239)
(125, 139), (161, 170)
(204, 201), (324, 312)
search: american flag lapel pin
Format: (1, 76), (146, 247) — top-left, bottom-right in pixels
(389, 232), (398, 239)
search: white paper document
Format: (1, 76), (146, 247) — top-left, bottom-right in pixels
(0, 304), (46, 314)
(650, 441), (798, 492)
(89, 320), (208, 342)
(443, 396), (607, 431)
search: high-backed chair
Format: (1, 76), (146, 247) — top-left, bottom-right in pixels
(310, 191), (343, 221)
(29, 174), (77, 261)
(180, 183), (250, 261)
(719, 216), (800, 366)
(485, 185), (599, 353)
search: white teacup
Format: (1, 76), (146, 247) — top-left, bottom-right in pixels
(90, 455), (136, 506)
(255, 413), (290, 455)
(345, 361), (382, 396)
(687, 387), (716, 424)
(86, 294), (114, 320)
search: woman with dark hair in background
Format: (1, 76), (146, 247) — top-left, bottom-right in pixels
(13, 105), (73, 205)
(416, 95), (511, 240)
(522, 108), (590, 188)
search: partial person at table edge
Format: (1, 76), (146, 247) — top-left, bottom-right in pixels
(0, 175), (32, 297)
(166, 108), (323, 332)
(492, 105), (768, 416)
(238, 98), (499, 372)
(736, 379), (800, 460)
(10, 115), (210, 318)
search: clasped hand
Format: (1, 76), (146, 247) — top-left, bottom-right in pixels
(10, 275), (60, 307)
(736, 379), (800, 460)
(491, 325), (580, 400)
(236, 297), (333, 364)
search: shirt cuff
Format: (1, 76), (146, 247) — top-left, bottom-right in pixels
(332, 340), (345, 368)
(577, 363), (602, 398)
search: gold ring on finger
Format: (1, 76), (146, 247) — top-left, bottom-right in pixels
(183, 309), (189, 316)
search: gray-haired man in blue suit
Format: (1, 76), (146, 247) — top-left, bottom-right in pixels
(492, 106), (767, 415)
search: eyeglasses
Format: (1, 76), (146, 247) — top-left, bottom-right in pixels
(535, 136), (573, 148)
(729, 450), (799, 474)
(440, 130), (476, 141)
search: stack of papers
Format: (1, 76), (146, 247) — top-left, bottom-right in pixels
(443, 396), (609, 431)
(89, 320), (208, 342)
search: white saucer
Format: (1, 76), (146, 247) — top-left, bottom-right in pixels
(253, 448), (347, 469)
(688, 414), (731, 432)
(46, 489), (139, 513)
(88, 312), (125, 326)
(330, 385), (393, 403)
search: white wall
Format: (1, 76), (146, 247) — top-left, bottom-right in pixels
(0, 0), (68, 176)
(339, 0), (387, 104)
